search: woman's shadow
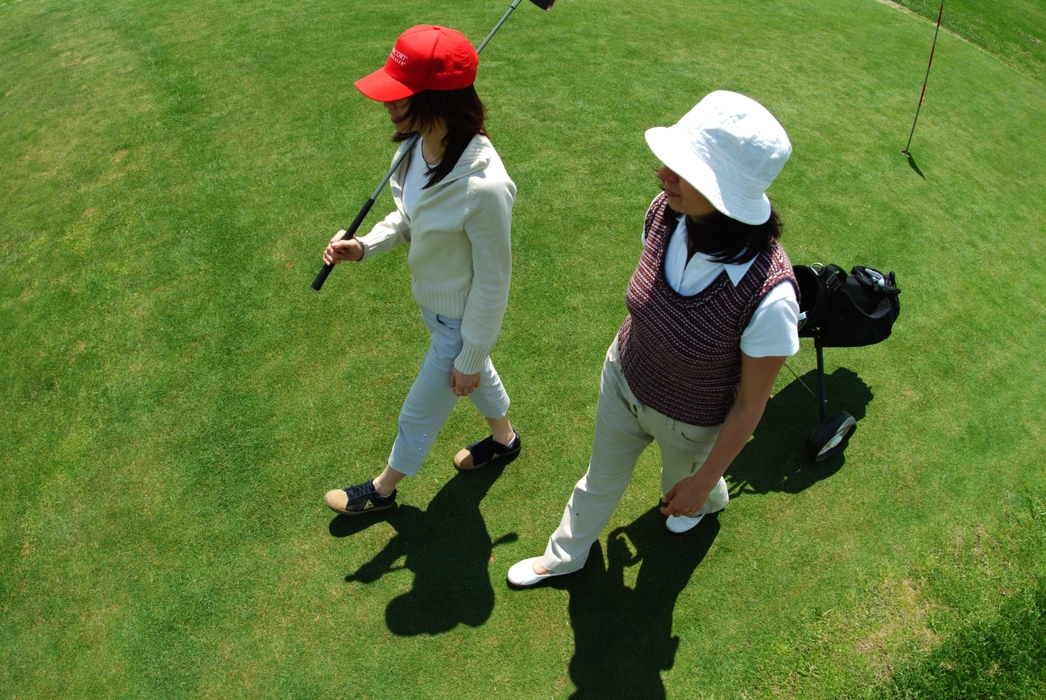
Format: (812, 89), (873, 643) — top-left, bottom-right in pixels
(547, 367), (872, 699)
(329, 459), (517, 636)
(728, 366), (874, 497)
(549, 508), (720, 700)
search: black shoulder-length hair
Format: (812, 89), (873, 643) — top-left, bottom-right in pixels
(393, 85), (487, 189)
(679, 206), (784, 265)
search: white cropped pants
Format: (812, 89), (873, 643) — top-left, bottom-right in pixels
(388, 306), (510, 477)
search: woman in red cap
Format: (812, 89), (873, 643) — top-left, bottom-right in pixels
(322, 26), (520, 516)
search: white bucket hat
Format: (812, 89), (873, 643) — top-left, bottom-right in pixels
(645, 90), (791, 225)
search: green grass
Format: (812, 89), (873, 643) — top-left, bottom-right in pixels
(893, 0), (1046, 83)
(3, 0), (1046, 697)
(872, 493), (1046, 699)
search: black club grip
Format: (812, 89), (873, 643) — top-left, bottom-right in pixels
(311, 197), (377, 291)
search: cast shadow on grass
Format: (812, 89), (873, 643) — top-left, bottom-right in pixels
(547, 508), (720, 700)
(874, 577), (1046, 699)
(728, 367), (873, 498)
(904, 151), (926, 179)
(328, 458), (517, 636)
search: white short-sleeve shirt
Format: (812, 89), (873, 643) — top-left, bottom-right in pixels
(647, 217), (800, 358)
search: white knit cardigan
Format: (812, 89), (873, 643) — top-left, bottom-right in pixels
(356, 135), (516, 375)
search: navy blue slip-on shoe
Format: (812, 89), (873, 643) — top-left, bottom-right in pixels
(454, 432), (521, 471)
(324, 479), (396, 515)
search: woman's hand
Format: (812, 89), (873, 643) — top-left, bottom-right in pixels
(322, 231), (364, 265)
(451, 367), (480, 397)
(660, 474), (718, 517)
(659, 352), (788, 518)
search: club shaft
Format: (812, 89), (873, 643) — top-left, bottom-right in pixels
(310, 134), (419, 291)
(477, 0), (522, 54)
(368, 136), (417, 201)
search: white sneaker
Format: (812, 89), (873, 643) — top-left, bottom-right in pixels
(665, 478), (729, 533)
(665, 513), (706, 533)
(507, 557), (570, 589)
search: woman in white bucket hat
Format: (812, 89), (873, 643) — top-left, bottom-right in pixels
(508, 91), (801, 588)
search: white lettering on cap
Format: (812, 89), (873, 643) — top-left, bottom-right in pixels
(390, 48), (409, 66)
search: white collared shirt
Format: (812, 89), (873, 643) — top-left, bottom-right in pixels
(646, 217), (800, 357)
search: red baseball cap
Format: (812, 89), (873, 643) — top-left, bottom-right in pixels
(354, 25), (478, 102)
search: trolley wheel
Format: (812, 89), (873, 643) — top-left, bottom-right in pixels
(805, 411), (857, 462)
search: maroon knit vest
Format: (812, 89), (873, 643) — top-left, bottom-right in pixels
(618, 194), (797, 426)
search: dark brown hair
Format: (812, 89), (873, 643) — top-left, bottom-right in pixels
(682, 206), (784, 265)
(393, 86), (487, 188)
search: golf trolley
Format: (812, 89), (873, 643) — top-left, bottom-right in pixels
(792, 263), (901, 462)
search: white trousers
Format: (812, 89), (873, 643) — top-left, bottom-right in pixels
(542, 338), (729, 573)
(388, 307), (510, 477)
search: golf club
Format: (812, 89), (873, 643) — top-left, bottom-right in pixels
(311, 0), (555, 291)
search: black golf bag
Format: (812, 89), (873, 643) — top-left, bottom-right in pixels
(791, 264), (901, 460)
